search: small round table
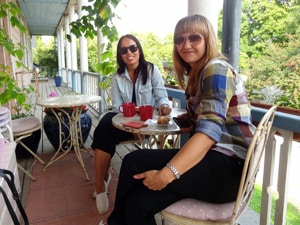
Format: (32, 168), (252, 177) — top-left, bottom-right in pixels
(112, 108), (186, 149)
(37, 95), (101, 180)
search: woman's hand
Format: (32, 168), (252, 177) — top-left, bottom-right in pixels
(159, 104), (172, 116)
(133, 168), (175, 191)
(175, 113), (194, 133)
(177, 113), (189, 119)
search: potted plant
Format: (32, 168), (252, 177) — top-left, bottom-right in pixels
(250, 85), (300, 115)
(250, 85), (300, 141)
(54, 75), (62, 87)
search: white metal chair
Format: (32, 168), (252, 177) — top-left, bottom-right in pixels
(161, 105), (277, 225)
(0, 107), (13, 142)
(12, 117), (45, 181)
(0, 107), (44, 181)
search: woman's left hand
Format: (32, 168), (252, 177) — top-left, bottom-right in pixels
(133, 170), (171, 191)
(159, 104), (172, 116)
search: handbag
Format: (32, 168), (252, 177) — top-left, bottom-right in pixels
(0, 169), (29, 225)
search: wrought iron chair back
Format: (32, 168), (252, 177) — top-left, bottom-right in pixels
(161, 105), (277, 225)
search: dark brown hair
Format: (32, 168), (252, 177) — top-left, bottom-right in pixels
(116, 34), (153, 85)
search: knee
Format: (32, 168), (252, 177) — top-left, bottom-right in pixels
(123, 150), (142, 164)
(94, 149), (112, 158)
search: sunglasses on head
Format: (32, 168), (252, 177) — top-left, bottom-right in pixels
(174, 34), (203, 45)
(119, 45), (138, 55)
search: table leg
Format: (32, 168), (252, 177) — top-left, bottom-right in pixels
(151, 134), (180, 149)
(70, 107), (90, 180)
(43, 109), (73, 171)
(43, 107), (90, 180)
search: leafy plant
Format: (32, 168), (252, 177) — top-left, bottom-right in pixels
(98, 75), (112, 110)
(69, 0), (121, 77)
(253, 85), (284, 104)
(243, 37), (300, 108)
(0, 2), (34, 113)
(68, 0), (121, 109)
(162, 69), (178, 86)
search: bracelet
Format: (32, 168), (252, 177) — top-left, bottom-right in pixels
(166, 163), (181, 179)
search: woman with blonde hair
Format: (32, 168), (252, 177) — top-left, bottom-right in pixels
(107, 15), (255, 225)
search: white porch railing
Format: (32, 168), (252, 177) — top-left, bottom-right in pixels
(59, 68), (105, 115)
(252, 108), (300, 225)
(60, 69), (300, 225)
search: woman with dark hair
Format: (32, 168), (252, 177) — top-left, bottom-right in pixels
(107, 15), (255, 225)
(91, 34), (171, 215)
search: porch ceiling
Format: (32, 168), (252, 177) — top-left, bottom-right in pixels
(17, 0), (74, 36)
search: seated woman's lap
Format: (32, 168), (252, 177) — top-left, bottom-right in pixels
(91, 112), (134, 155)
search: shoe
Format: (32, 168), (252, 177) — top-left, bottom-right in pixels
(93, 172), (112, 198)
(105, 172), (112, 192)
(99, 220), (106, 225)
(96, 192), (109, 214)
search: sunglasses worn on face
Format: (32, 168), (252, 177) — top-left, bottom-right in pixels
(174, 34), (203, 45)
(120, 45), (138, 55)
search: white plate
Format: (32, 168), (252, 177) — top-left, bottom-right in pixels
(156, 122), (171, 128)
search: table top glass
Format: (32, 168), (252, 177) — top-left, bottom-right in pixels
(36, 95), (101, 107)
(112, 108), (186, 135)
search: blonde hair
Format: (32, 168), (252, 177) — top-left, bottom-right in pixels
(173, 14), (223, 95)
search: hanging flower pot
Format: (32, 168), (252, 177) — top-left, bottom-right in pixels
(43, 108), (92, 151)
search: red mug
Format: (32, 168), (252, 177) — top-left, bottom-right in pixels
(139, 105), (154, 121)
(118, 102), (136, 117)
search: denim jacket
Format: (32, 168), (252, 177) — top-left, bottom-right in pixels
(111, 65), (169, 111)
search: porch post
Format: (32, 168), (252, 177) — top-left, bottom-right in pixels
(68, 5), (78, 71)
(59, 27), (65, 75)
(77, 0), (88, 72)
(97, 29), (103, 65)
(187, 0), (223, 38)
(64, 16), (71, 70)
(56, 29), (61, 76)
(222, 0), (242, 69)
(64, 16), (72, 87)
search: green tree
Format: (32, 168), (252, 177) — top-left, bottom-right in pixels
(239, 0), (300, 108)
(33, 36), (58, 77)
(241, 0), (289, 58)
(87, 37), (98, 72)
(138, 32), (174, 84)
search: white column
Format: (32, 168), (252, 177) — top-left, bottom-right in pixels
(188, 0), (223, 37)
(58, 26), (65, 79)
(97, 29), (103, 64)
(59, 26), (65, 69)
(64, 16), (71, 70)
(77, 0), (88, 72)
(69, 5), (78, 71)
(56, 29), (61, 76)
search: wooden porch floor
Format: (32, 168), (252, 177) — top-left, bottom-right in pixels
(17, 78), (260, 225)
